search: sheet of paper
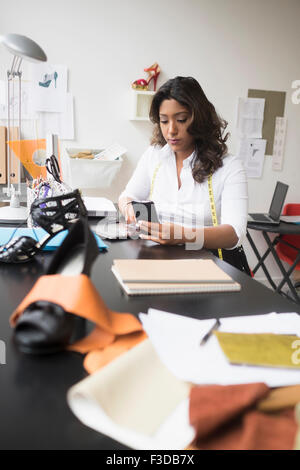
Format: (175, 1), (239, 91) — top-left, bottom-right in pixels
(280, 216), (300, 224)
(237, 138), (266, 178)
(0, 80), (5, 105)
(272, 117), (287, 171)
(0, 80), (36, 120)
(139, 309), (300, 387)
(237, 97), (265, 138)
(29, 63), (68, 113)
(36, 93), (74, 139)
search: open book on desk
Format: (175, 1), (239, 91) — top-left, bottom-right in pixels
(111, 258), (241, 295)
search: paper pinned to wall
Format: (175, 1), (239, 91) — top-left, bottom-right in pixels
(29, 63), (68, 113)
(248, 89), (286, 155)
(237, 97), (265, 138)
(237, 138), (266, 178)
(272, 117), (287, 171)
(0, 81), (5, 105)
(0, 80), (36, 120)
(37, 93), (74, 140)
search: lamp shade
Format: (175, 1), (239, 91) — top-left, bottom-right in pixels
(0, 33), (47, 62)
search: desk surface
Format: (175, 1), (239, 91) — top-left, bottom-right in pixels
(248, 220), (300, 235)
(1, 236), (300, 450)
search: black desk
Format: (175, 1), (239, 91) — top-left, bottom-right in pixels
(247, 221), (300, 303)
(1, 237), (300, 450)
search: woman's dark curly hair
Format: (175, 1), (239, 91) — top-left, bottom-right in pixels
(149, 76), (229, 183)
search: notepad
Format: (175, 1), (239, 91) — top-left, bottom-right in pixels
(280, 216), (300, 224)
(112, 259), (241, 295)
(214, 332), (300, 369)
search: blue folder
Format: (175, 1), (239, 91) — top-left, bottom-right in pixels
(0, 227), (108, 251)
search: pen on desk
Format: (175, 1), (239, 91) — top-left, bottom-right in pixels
(200, 319), (221, 346)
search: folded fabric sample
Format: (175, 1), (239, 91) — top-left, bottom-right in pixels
(67, 339), (194, 450)
(0, 227), (107, 251)
(189, 383), (298, 450)
(10, 274), (145, 374)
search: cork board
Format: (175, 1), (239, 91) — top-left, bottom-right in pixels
(248, 89), (286, 155)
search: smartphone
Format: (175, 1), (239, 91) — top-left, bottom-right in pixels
(131, 200), (160, 224)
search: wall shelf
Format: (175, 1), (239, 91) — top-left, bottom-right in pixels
(130, 89), (155, 121)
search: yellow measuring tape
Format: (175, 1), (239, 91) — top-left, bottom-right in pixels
(208, 174), (223, 260)
(149, 163), (161, 199)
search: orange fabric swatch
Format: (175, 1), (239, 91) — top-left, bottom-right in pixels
(10, 274), (146, 373)
(83, 331), (148, 375)
(189, 383), (298, 450)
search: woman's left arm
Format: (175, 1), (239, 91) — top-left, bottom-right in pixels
(138, 221), (237, 248)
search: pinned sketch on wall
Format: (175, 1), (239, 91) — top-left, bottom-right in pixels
(0, 80), (36, 120)
(0, 81), (5, 106)
(29, 63), (68, 113)
(237, 97), (265, 138)
(0, 65), (75, 141)
(237, 138), (266, 178)
(248, 89), (286, 155)
(37, 93), (74, 140)
(272, 117), (287, 171)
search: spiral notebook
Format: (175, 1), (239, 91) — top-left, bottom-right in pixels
(111, 259), (241, 295)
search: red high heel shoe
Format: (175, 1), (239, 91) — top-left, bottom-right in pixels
(132, 62), (160, 91)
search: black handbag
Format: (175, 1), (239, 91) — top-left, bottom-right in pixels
(211, 245), (251, 276)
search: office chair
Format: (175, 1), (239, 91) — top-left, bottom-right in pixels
(276, 204), (300, 287)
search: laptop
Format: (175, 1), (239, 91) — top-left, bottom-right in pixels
(248, 181), (289, 225)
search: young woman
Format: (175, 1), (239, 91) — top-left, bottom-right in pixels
(118, 76), (249, 271)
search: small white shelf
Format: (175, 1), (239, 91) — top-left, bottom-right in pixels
(130, 89), (155, 121)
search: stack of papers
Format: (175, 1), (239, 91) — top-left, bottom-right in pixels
(111, 259), (241, 295)
(139, 309), (300, 387)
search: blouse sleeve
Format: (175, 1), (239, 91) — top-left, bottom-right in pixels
(220, 157), (248, 248)
(118, 147), (154, 202)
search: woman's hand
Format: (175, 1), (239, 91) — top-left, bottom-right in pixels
(124, 203), (136, 225)
(118, 197), (136, 224)
(138, 221), (200, 245)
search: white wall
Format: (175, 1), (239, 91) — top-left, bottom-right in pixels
(1, 0), (300, 280)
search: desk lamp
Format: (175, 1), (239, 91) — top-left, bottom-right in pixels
(0, 33), (47, 223)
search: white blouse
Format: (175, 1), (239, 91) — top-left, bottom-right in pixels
(119, 144), (248, 247)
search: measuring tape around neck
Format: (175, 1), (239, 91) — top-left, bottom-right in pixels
(208, 174), (223, 260)
(149, 163), (161, 200)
